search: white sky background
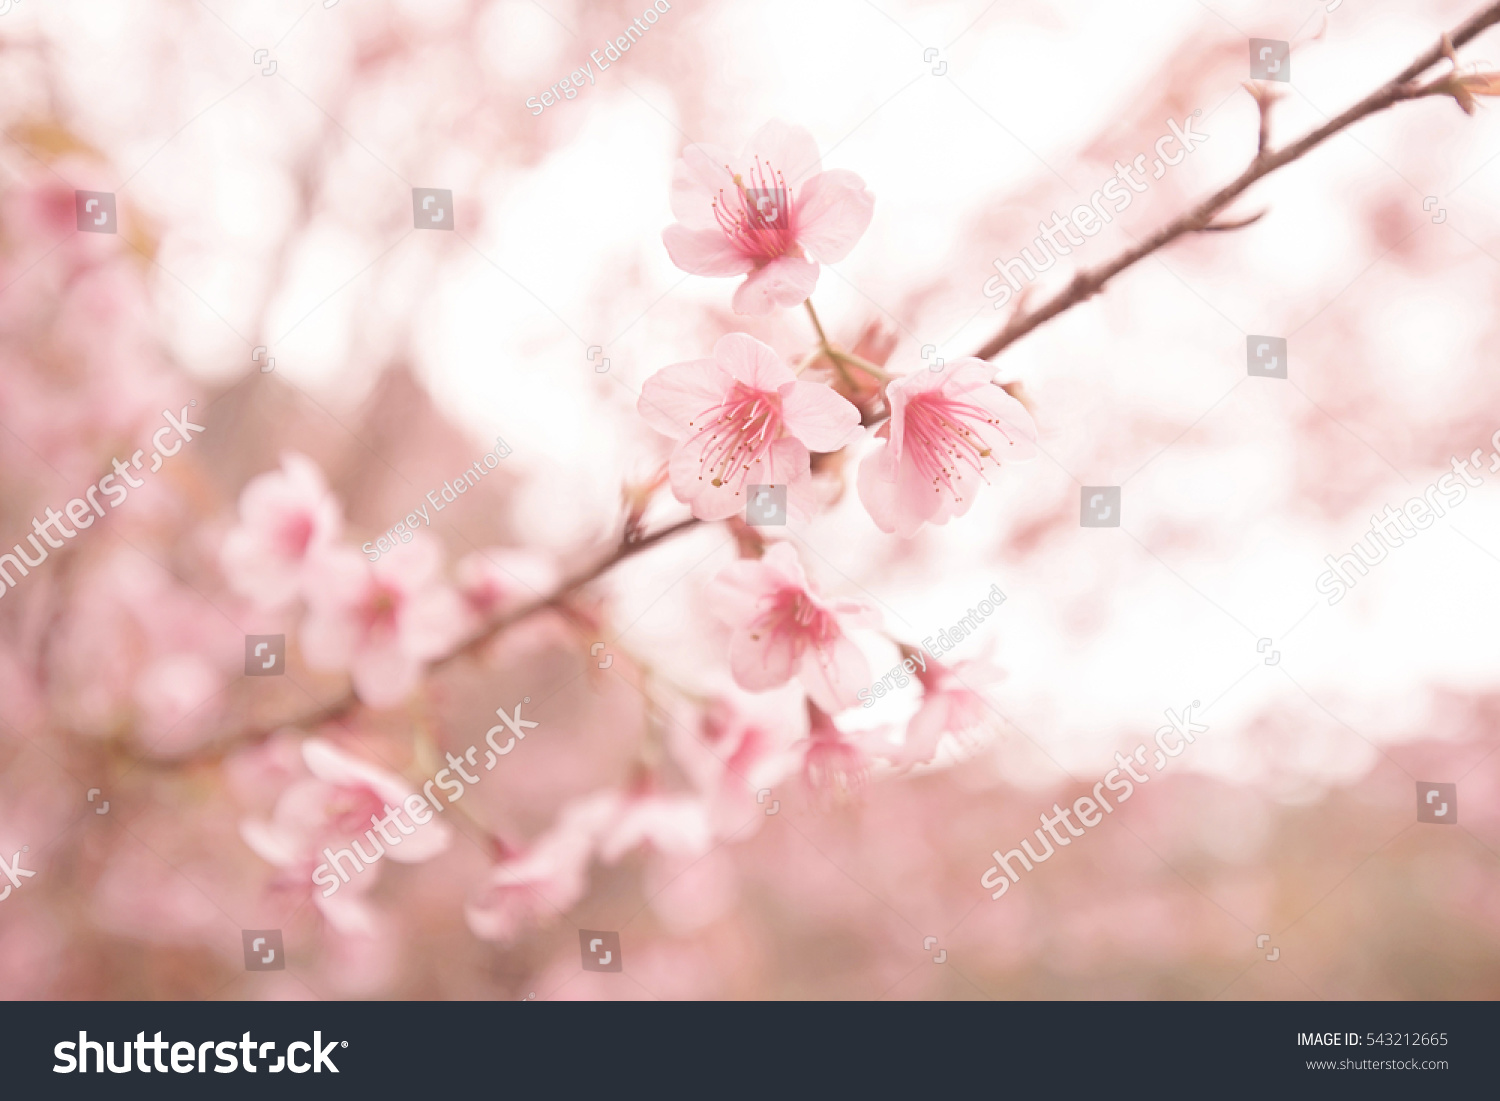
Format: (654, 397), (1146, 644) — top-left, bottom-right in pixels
(19, 0), (1500, 798)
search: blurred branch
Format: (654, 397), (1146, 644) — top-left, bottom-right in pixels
(141, 516), (703, 768)
(436, 516), (702, 671)
(970, 0), (1500, 361)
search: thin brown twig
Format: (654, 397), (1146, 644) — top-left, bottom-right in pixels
(970, 1), (1500, 362)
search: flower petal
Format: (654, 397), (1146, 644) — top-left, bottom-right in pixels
(670, 142), (738, 229)
(742, 120), (822, 185)
(856, 442), (899, 534)
(662, 224), (756, 276)
(637, 357), (729, 439)
(707, 558), (778, 628)
(795, 169), (874, 263)
(301, 739), (410, 807)
(713, 332), (796, 391)
(382, 814), (452, 863)
(729, 617), (801, 691)
(799, 631), (870, 713)
(731, 256), (818, 315)
(780, 378), (861, 451)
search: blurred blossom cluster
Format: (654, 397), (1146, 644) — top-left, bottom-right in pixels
(1, 0), (1499, 1001)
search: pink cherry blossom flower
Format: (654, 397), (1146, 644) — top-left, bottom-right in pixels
(639, 332), (860, 521)
(663, 120), (875, 314)
(455, 547), (559, 620)
(882, 658), (1003, 768)
(799, 702), (874, 796)
(299, 540), (467, 709)
(241, 737), (451, 934)
(464, 791), (619, 943)
(221, 452), (343, 607)
(708, 542), (877, 711)
(858, 359), (1037, 537)
(597, 791), (713, 864)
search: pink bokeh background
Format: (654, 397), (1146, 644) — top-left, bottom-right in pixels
(1, 0), (1498, 999)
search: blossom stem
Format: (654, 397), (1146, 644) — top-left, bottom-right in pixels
(803, 298), (831, 346)
(828, 348), (893, 383)
(803, 298), (894, 384)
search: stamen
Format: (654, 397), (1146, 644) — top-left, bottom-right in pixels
(902, 394), (1022, 503)
(711, 157), (795, 258)
(690, 382), (785, 492)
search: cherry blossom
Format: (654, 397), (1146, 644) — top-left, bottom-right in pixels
(800, 702), (875, 796)
(707, 542), (877, 711)
(240, 737), (451, 934)
(221, 452), (343, 607)
(299, 540), (467, 708)
(464, 791), (619, 943)
(455, 547), (559, 620)
(663, 119), (875, 314)
(881, 658), (1003, 768)
(597, 790), (713, 864)
(639, 332), (860, 521)
(858, 359), (1037, 537)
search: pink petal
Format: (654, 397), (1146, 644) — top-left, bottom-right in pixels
(400, 584), (468, 660)
(669, 142), (738, 230)
(780, 378), (861, 451)
(301, 739), (410, 806)
(888, 698), (951, 766)
(758, 542), (809, 589)
(794, 169), (875, 263)
(317, 891), (381, 936)
(713, 332), (796, 391)
(638, 357), (730, 440)
(351, 643), (420, 709)
(239, 819), (300, 867)
(708, 558), (777, 628)
(830, 597), (882, 630)
(299, 603), (360, 673)
(743, 120), (822, 185)
(893, 437), (953, 536)
(598, 796), (712, 863)
(799, 632), (870, 713)
(382, 815), (452, 863)
(662, 224), (756, 276)
(729, 620), (801, 691)
(731, 256), (819, 316)
(856, 443), (900, 534)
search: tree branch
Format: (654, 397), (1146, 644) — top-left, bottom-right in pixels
(970, 1), (1500, 361)
(140, 516), (704, 768)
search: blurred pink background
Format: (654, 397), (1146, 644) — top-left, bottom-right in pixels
(1, 0), (1498, 999)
